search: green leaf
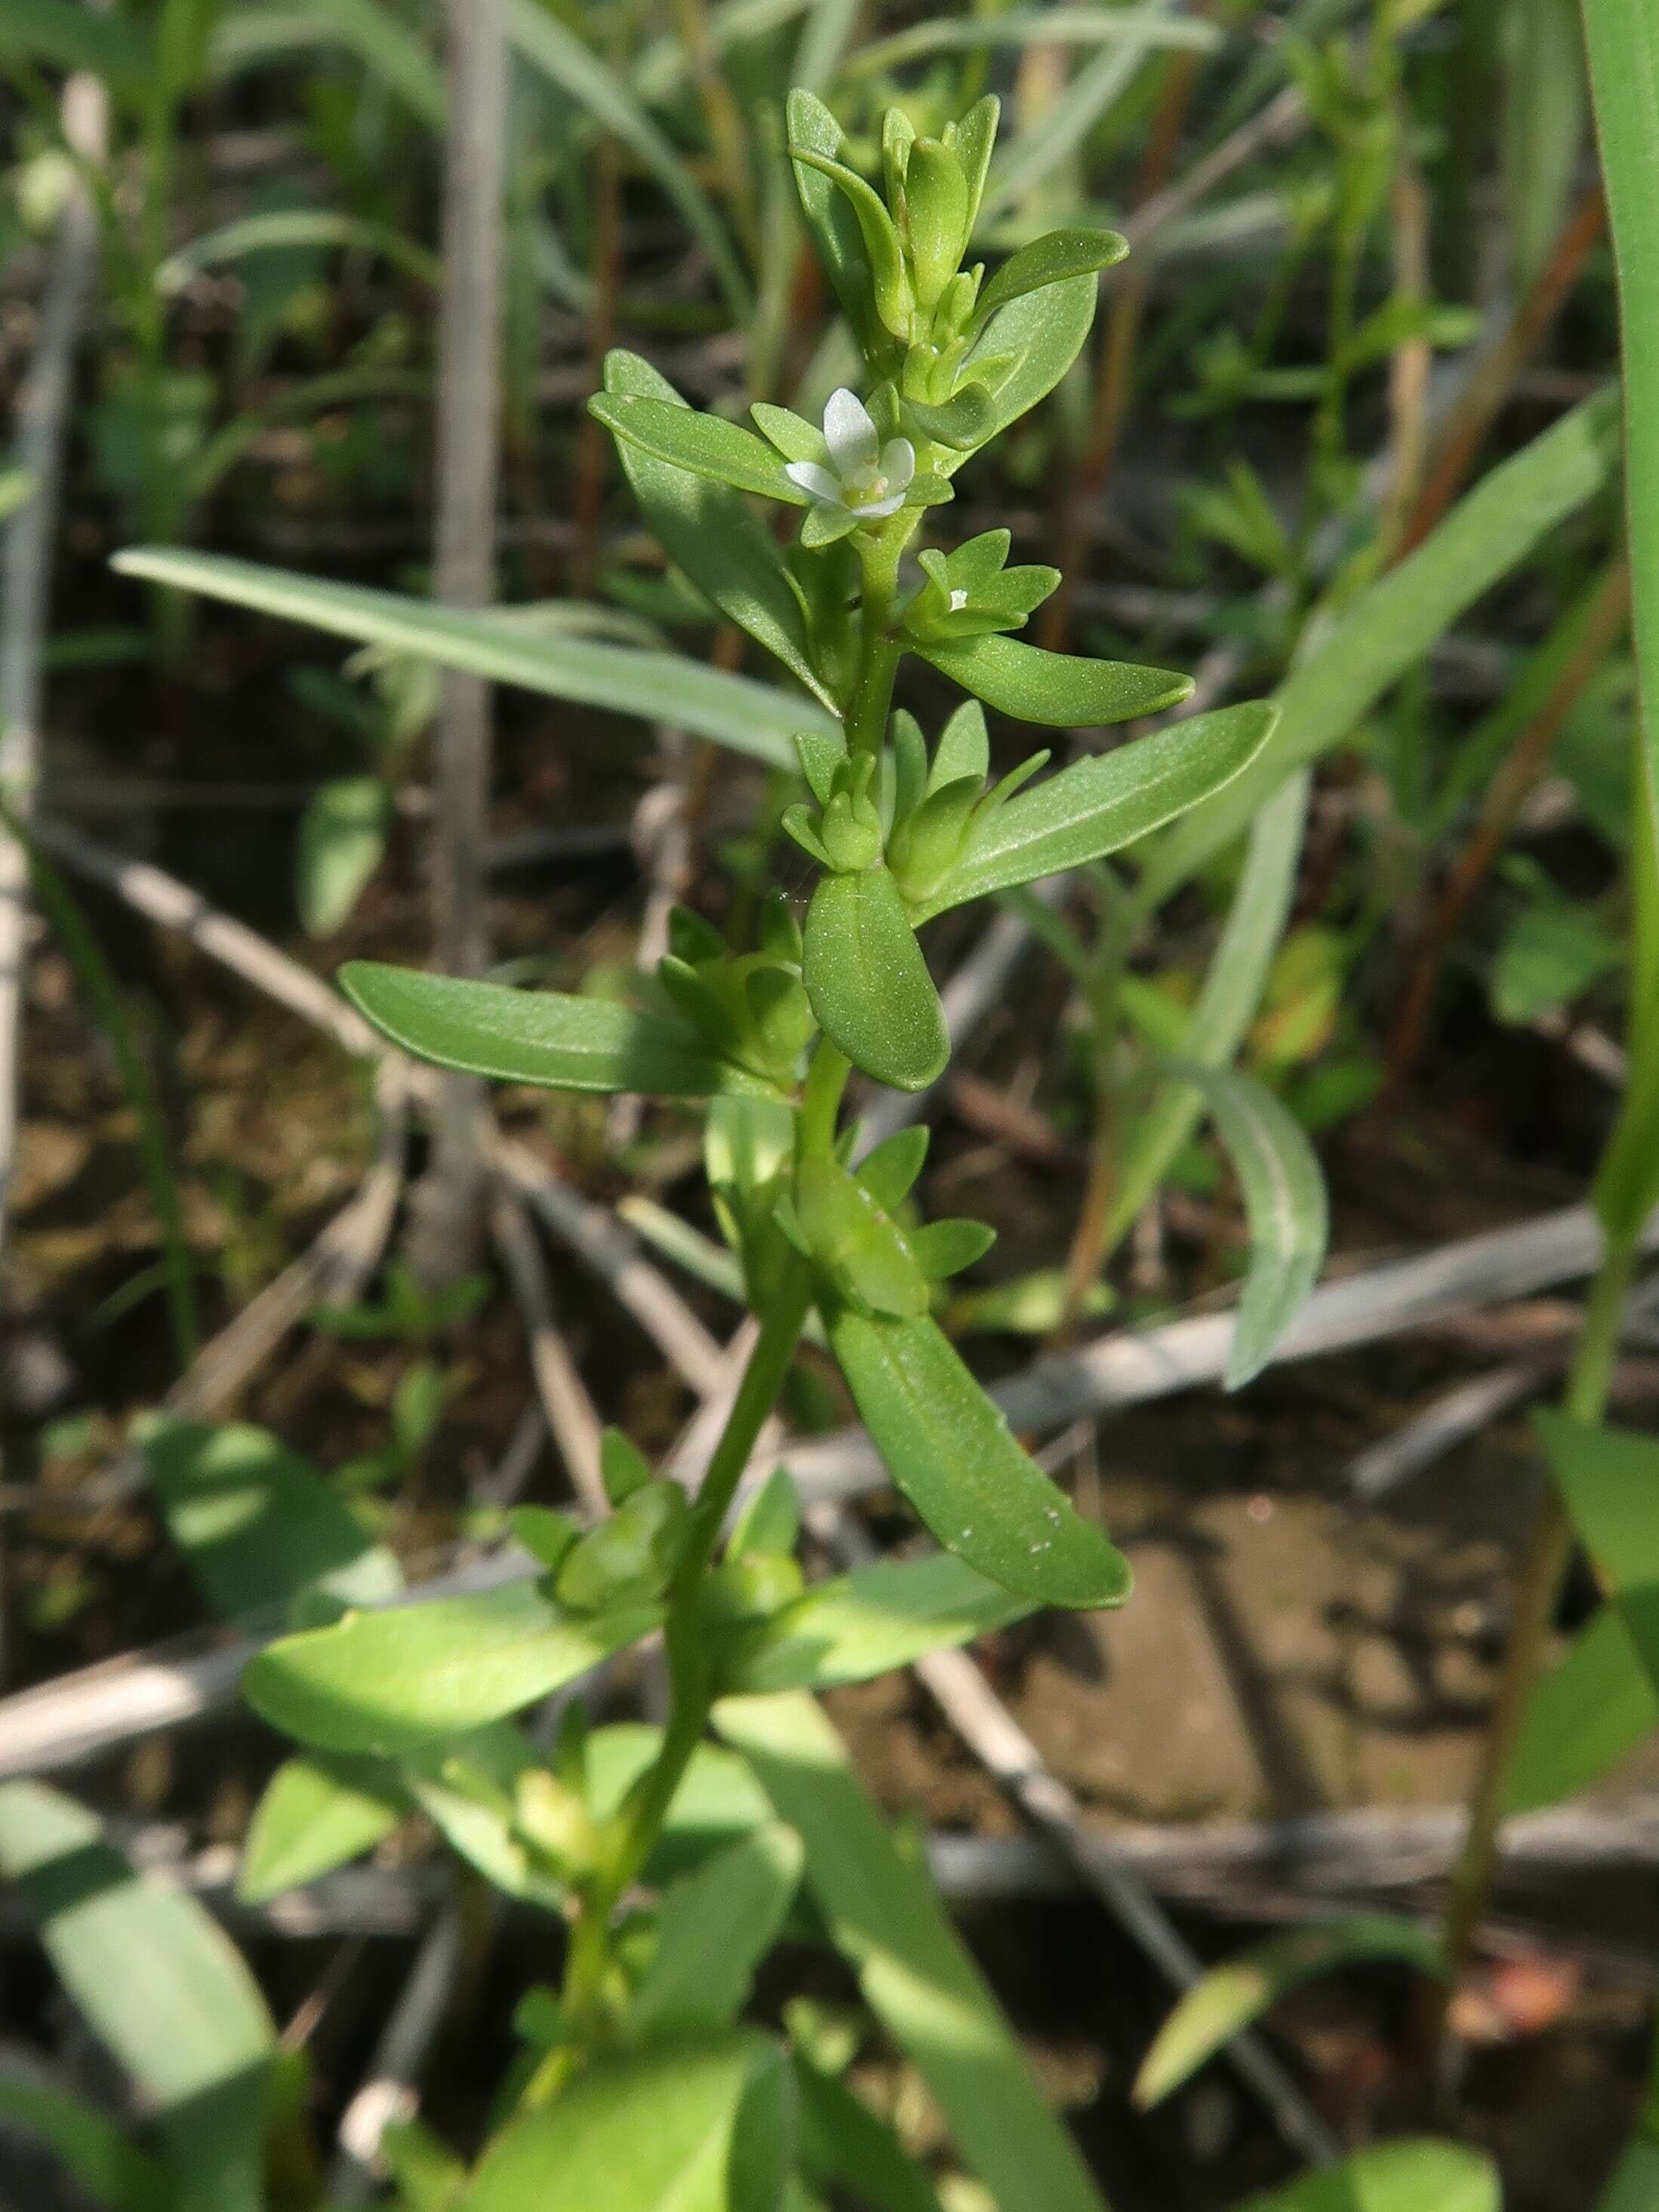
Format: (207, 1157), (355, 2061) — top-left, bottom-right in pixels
(144, 1416), (403, 1620)
(1234, 2139), (1500, 2212)
(630, 1825), (804, 2040)
(340, 962), (775, 1098)
(111, 550), (823, 769)
(243, 1581), (660, 1756)
(1142, 388), (1623, 897)
(789, 147), (910, 339)
(399, 1721), (569, 1908)
(1491, 897), (1618, 1024)
(1538, 1415), (1659, 1690)
(1160, 1062), (1328, 1387)
(1, 0), (152, 84)
(802, 869), (948, 1092)
(787, 89), (882, 356)
(0, 1782), (275, 2212)
(715, 1692), (1108, 2212)
(0, 2076), (170, 2212)
(239, 1753), (406, 1902)
(960, 274), (1097, 453)
(1503, 1603), (1658, 1813)
(295, 775), (391, 938)
(916, 633), (1191, 728)
(793, 2059), (943, 2212)
(505, 0), (748, 320)
(586, 1725), (776, 1883)
(972, 227), (1128, 331)
(1135, 1916), (1444, 2109)
(823, 1307), (1131, 1608)
(604, 353), (832, 709)
(592, 394), (808, 505)
(1601, 2135), (1659, 2212)
(462, 2030), (792, 2212)
(1583, 0), (1659, 1239)
(922, 700), (1276, 919)
(724, 1551), (1033, 1695)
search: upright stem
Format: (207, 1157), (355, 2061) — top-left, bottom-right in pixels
(1425, 1227), (1640, 2078)
(541, 1040), (849, 2093)
(845, 518), (913, 757)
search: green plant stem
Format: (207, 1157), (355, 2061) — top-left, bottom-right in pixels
(845, 517), (913, 756)
(537, 1040), (850, 2097)
(1425, 1226), (1640, 2080)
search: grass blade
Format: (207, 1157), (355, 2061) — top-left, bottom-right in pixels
(1160, 1059), (1329, 1387)
(112, 548), (823, 766)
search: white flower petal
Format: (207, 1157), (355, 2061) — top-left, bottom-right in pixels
(879, 437), (916, 492)
(785, 459), (845, 506)
(823, 388), (879, 475)
(858, 490), (907, 518)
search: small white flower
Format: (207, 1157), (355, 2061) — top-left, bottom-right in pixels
(948, 588), (969, 612)
(785, 388), (915, 521)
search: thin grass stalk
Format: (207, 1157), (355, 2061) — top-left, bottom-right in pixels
(409, 0), (508, 1286)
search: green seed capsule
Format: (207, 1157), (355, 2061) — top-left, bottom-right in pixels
(555, 1481), (687, 1612)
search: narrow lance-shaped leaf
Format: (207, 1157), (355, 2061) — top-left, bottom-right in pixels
(724, 1550), (1034, 1695)
(916, 632), (1191, 728)
(823, 1306), (1132, 1608)
(243, 1580), (663, 1756)
(714, 1691), (1108, 2212)
(629, 1824), (804, 2039)
(0, 2077), (171, 2212)
(591, 393), (809, 505)
(1142, 386), (1622, 897)
(505, 0), (749, 319)
(295, 774), (391, 938)
(787, 88), (882, 355)
(803, 869), (948, 1092)
(112, 548), (823, 768)
(0, 1782), (276, 2212)
(603, 351), (833, 709)
(1583, 0), (1659, 1238)
(341, 962), (777, 1099)
(920, 701), (1276, 920)
(1160, 1061), (1329, 1388)
(972, 227), (1128, 331)
(1133, 1916), (1444, 2110)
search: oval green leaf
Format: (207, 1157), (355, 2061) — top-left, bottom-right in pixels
(1236, 2139), (1499, 2212)
(462, 2030), (791, 2212)
(802, 869), (949, 1092)
(823, 1307), (1132, 1608)
(144, 1416), (403, 1620)
(243, 1580), (661, 1755)
(239, 1752), (406, 1902)
(916, 632), (1191, 728)
(341, 962), (774, 1098)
